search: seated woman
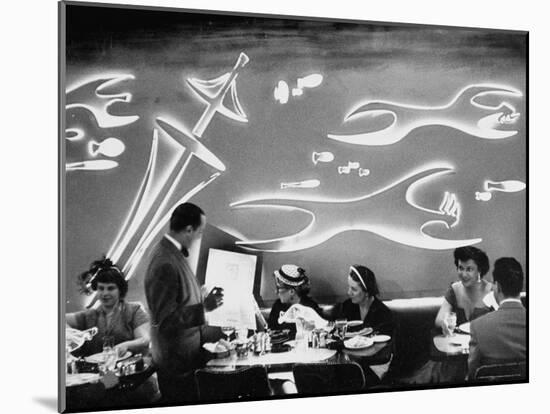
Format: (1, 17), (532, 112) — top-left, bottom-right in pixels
(340, 265), (395, 336)
(65, 258), (158, 407)
(339, 265), (395, 384)
(408, 246), (494, 385)
(267, 264), (323, 337)
(435, 246), (494, 335)
(66, 258), (150, 357)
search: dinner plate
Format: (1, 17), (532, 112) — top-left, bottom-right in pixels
(344, 336), (374, 350)
(66, 373), (101, 387)
(458, 322), (471, 334)
(371, 334), (391, 343)
(84, 351), (132, 364)
(344, 327), (373, 338)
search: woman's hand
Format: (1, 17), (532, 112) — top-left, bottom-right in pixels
(115, 343), (129, 358)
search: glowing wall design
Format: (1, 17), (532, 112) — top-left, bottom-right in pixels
(328, 84), (522, 146)
(186, 52), (249, 137)
(231, 163), (480, 252)
(65, 74), (138, 172)
(64, 8), (526, 309)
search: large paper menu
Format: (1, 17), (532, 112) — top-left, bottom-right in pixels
(204, 248), (257, 329)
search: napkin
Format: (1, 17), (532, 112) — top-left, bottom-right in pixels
(277, 304), (328, 329)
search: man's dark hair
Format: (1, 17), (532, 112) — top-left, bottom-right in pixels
(169, 203), (205, 232)
(493, 257), (524, 297)
(453, 246), (490, 277)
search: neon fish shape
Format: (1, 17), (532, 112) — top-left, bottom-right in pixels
(328, 84), (522, 146)
(484, 179), (526, 193)
(281, 179), (320, 189)
(88, 138), (126, 157)
(66, 160), (119, 171)
(186, 52), (249, 137)
(66, 74), (139, 128)
(231, 163), (481, 252)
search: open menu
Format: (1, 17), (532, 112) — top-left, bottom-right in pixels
(204, 249), (257, 329)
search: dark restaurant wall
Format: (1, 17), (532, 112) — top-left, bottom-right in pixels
(63, 5), (526, 312)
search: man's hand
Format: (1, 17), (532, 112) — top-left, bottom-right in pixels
(204, 287), (224, 312)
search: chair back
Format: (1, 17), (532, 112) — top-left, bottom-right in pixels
(474, 361), (526, 382)
(293, 362), (365, 395)
(194, 365), (271, 401)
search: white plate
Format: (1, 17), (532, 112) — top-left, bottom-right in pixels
(344, 336), (374, 350)
(372, 334), (391, 343)
(458, 322), (471, 334)
(66, 373), (101, 387)
(84, 351), (131, 364)
(344, 327), (373, 338)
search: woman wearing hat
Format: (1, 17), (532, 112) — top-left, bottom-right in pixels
(267, 264), (323, 336)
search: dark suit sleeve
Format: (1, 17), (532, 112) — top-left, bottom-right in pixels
(148, 262), (204, 330)
(468, 322), (482, 380)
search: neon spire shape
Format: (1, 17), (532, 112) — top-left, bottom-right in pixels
(186, 52), (249, 137)
(231, 163), (480, 252)
(328, 84), (522, 146)
(66, 74), (140, 128)
(104, 118), (225, 283)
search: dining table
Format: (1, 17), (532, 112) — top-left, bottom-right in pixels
(205, 335), (392, 392)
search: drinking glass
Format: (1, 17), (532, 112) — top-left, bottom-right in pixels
(100, 336), (117, 373)
(221, 326), (235, 342)
(445, 312), (457, 337)
(334, 319), (348, 341)
(236, 326), (248, 341)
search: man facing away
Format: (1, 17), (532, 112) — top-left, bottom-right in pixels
(145, 203), (223, 404)
(468, 257), (526, 380)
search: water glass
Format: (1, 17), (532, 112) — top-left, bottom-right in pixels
(334, 319), (348, 341)
(445, 312), (457, 336)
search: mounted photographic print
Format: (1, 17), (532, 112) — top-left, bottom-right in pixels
(59, 1), (528, 412)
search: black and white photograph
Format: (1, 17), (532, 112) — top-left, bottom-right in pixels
(56, 0), (531, 412)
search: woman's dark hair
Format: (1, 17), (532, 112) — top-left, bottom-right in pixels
(349, 264), (380, 297)
(78, 257), (128, 298)
(453, 246), (490, 277)
(170, 202), (205, 233)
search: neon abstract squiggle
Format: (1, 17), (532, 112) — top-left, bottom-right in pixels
(328, 84), (522, 146)
(231, 163), (480, 252)
(66, 74), (139, 128)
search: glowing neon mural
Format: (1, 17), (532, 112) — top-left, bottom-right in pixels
(66, 74), (140, 128)
(281, 179), (321, 189)
(338, 161), (360, 175)
(475, 179), (526, 202)
(87, 138), (126, 157)
(105, 118), (225, 282)
(274, 80), (289, 104)
(66, 160), (119, 171)
(230, 163), (480, 252)
(358, 168), (371, 177)
(186, 52), (249, 137)
(66, 128), (85, 141)
(274, 73), (323, 104)
(312, 151), (334, 165)
(328, 84), (522, 146)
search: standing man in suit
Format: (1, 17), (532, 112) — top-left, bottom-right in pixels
(145, 203), (223, 403)
(468, 257), (526, 379)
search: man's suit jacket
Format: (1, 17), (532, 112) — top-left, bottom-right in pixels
(145, 237), (205, 375)
(468, 300), (526, 379)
